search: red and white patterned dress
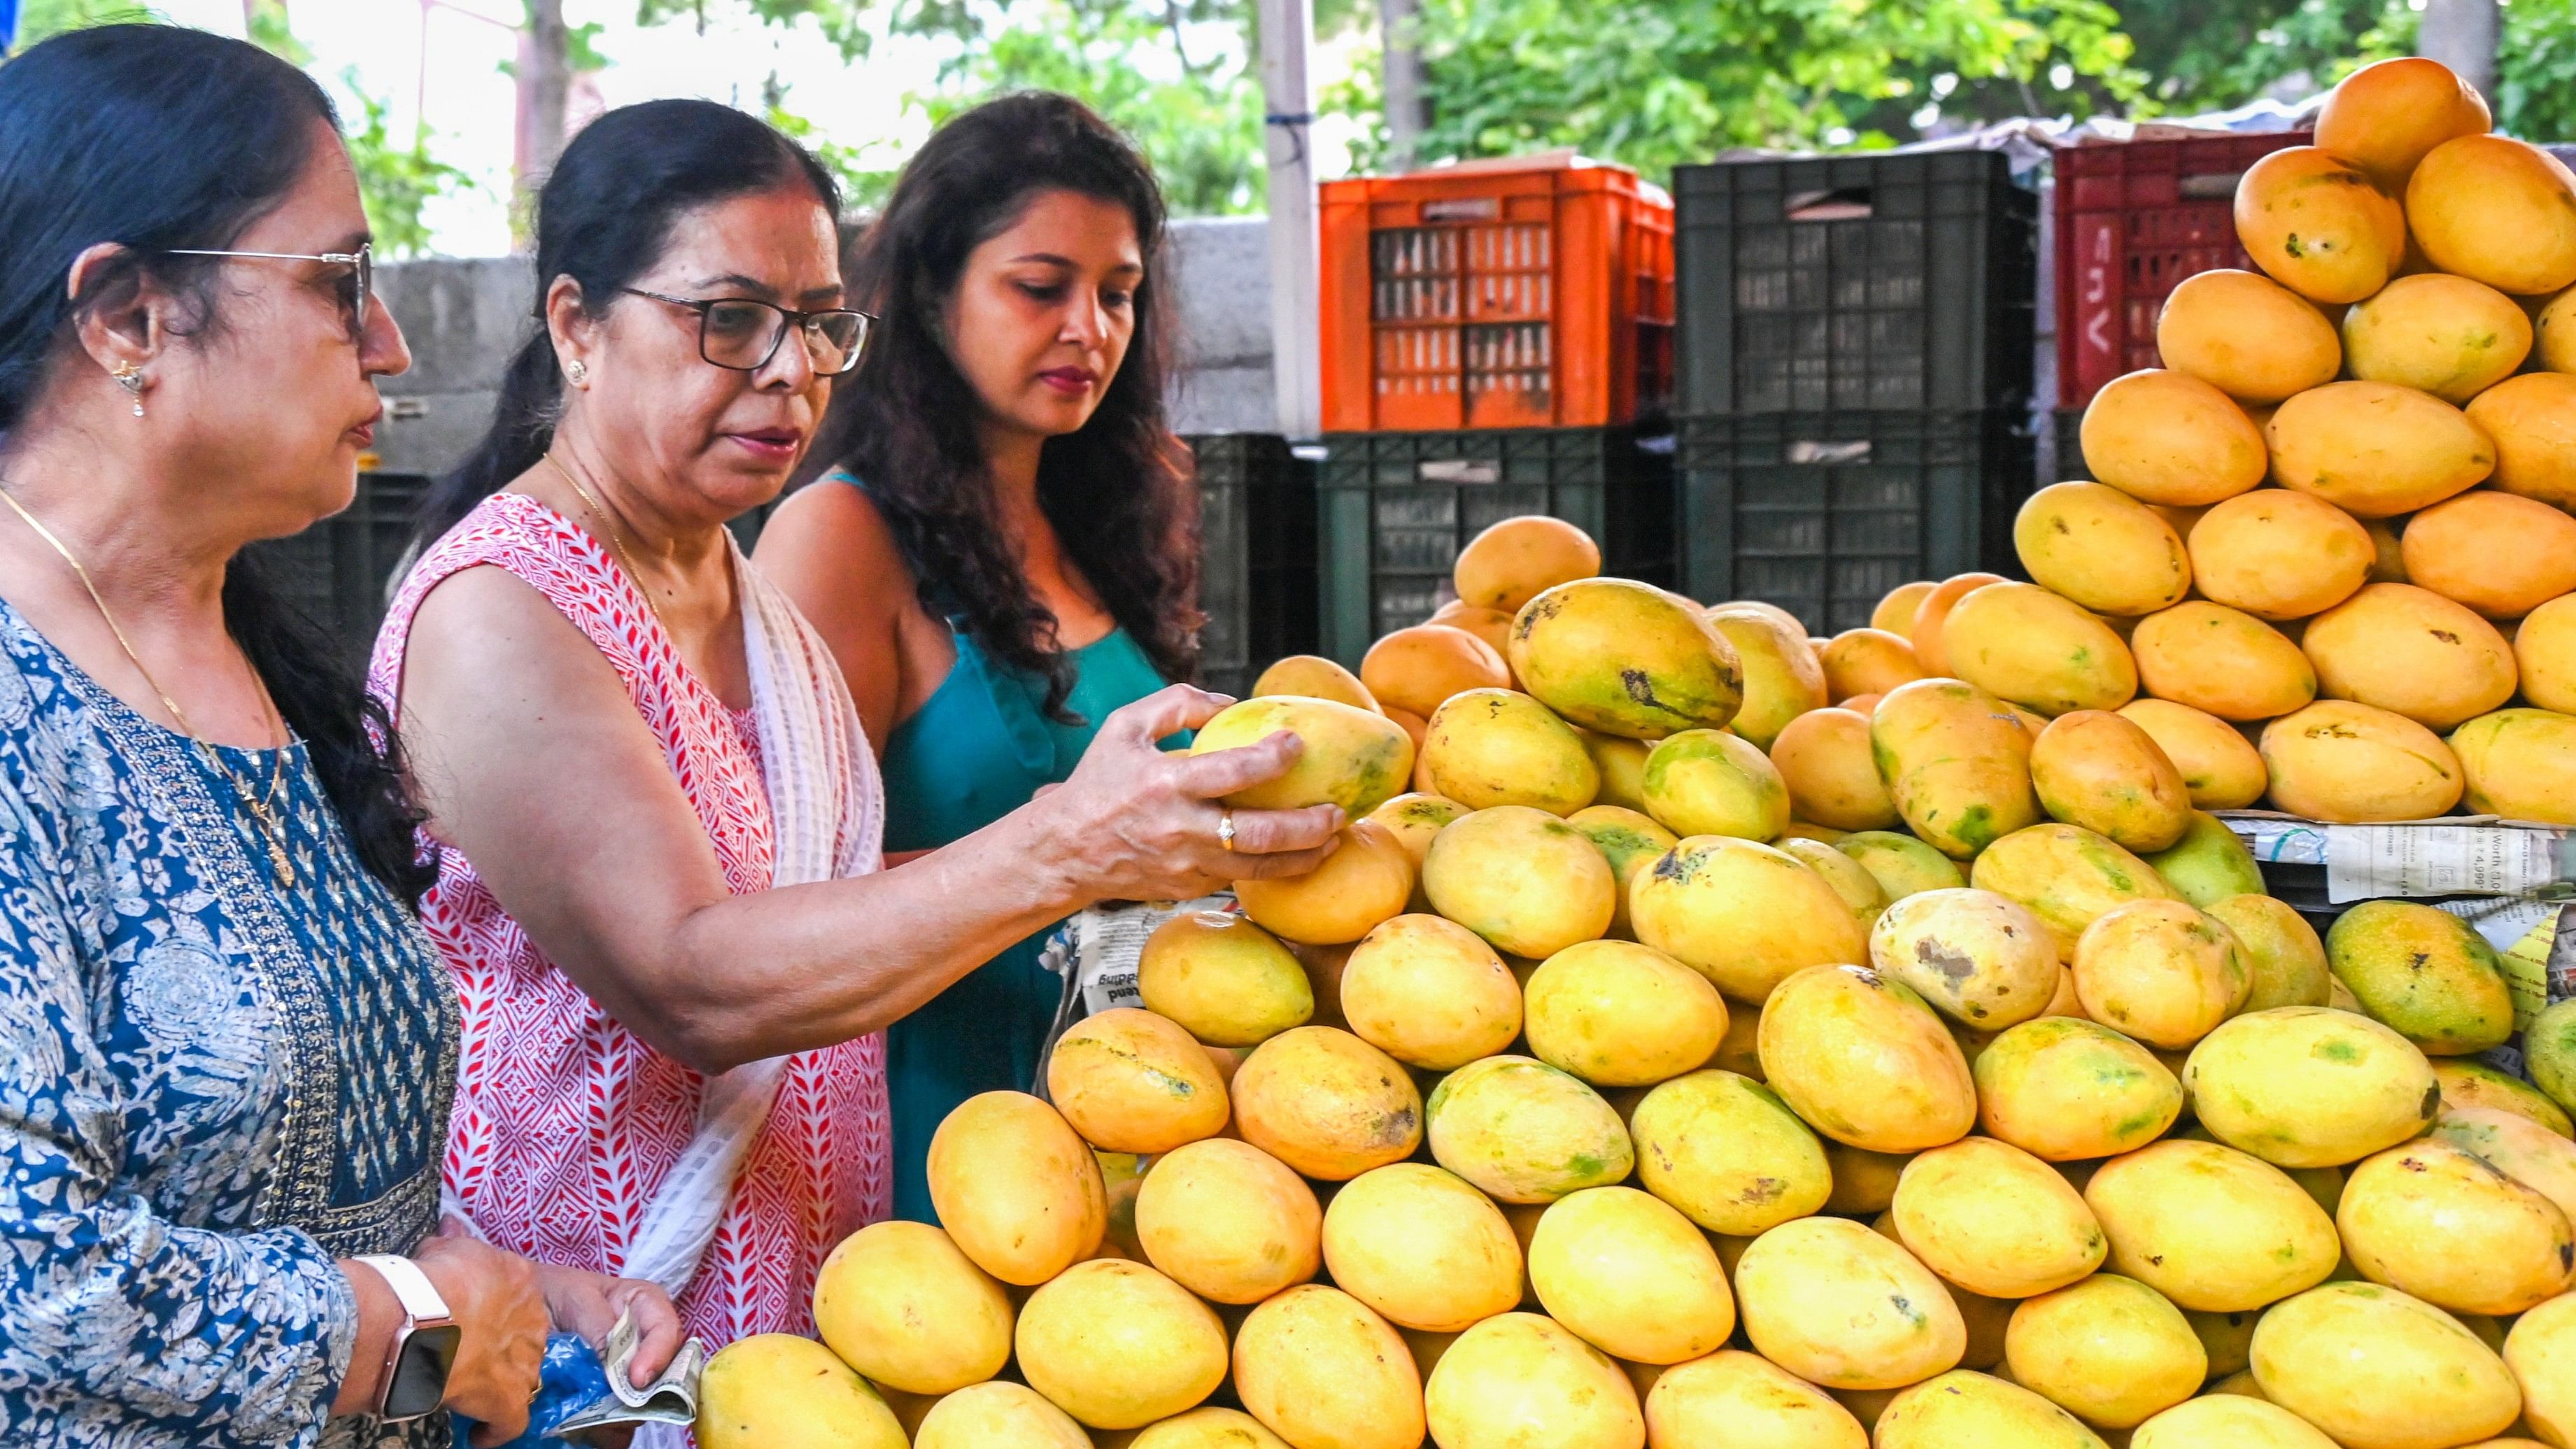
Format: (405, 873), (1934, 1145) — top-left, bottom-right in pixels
(367, 492), (891, 1346)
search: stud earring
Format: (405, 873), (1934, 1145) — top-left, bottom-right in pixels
(565, 358), (588, 385)
(110, 362), (143, 418)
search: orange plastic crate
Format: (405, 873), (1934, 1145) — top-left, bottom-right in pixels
(1321, 158), (1675, 432)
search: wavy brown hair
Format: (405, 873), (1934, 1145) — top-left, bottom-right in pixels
(807, 92), (1197, 719)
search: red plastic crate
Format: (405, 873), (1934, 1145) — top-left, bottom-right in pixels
(1320, 158), (1675, 432)
(2053, 131), (2312, 410)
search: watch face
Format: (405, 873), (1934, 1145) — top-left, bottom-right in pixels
(383, 1322), (463, 1421)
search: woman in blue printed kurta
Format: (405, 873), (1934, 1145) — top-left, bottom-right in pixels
(0, 26), (672, 1448)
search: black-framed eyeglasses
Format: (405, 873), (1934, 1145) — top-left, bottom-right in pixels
(166, 242), (372, 340)
(623, 288), (871, 376)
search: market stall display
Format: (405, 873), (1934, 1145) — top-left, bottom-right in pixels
(693, 54), (2576, 1449)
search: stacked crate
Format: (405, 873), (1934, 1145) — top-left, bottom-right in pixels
(1190, 434), (1320, 698)
(1316, 157), (1678, 663)
(1673, 150), (2039, 632)
(246, 471), (430, 666)
(2051, 130), (2312, 478)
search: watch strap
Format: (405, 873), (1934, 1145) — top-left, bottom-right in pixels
(355, 1254), (454, 1325)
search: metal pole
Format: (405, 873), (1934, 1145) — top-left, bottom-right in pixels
(1258, 0), (1323, 439)
(1379, 0), (1423, 170)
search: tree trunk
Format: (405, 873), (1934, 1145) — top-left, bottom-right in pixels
(517, 0), (572, 208)
(2418, 0), (2499, 103)
(1379, 0), (1424, 170)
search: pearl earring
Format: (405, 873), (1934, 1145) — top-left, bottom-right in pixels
(565, 359), (588, 385)
(111, 362), (143, 418)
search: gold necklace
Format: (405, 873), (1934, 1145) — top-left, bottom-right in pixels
(542, 453), (670, 632)
(0, 488), (296, 886)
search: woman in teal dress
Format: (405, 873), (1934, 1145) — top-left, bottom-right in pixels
(758, 94), (1217, 1221)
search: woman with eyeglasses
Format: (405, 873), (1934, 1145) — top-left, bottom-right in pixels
(753, 94), (1223, 1224)
(0, 26), (679, 1449)
(374, 98), (1337, 1351)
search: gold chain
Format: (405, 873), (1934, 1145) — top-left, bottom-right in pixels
(0, 487), (296, 886)
(542, 453), (670, 633)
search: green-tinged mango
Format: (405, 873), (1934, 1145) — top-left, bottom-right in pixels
(1425, 1054), (1634, 1204)
(2327, 900), (2516, 1055)
(1757, 963), (1979, 1153)
(1420, 688), (1598, 816)
(2086, 1139), (2341, 1313)
(1941, 582), (2141, 716)
(1193, 695), (1414, 817)
(1708, 606), (1830, 751)
(1976, 1016), (2184, 1161)
(1510, 579), (1743, 740)
(1628, 1068), (1832, 1236)
(1970, 823), (2182, 961)
(1870, 679), (2046, 858)
(1868, 886), (2061, 1030)
(1836, 829), (1967, 900)
(1631, 835), (1869, 1003)
(2207, 894), (2333, 1012)
(2183, 1006), (2438, 1167)
(1641, 728), (1791, 840)
(2141, 811), (2267, 907)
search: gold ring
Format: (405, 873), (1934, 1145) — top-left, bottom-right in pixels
(1217, 809), (1238, 851)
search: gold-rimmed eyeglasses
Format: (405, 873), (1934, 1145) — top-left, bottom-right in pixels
(165, 241), (372, 340)
(623, 288), (871, 376)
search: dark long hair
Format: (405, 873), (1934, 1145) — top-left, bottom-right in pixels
(417, 99), (842, 551)
(808, 92), (1197, 719)
(0, 25), (432, 901)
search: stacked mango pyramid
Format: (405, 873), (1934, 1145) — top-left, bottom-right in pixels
(687, 57), (2576, 1449)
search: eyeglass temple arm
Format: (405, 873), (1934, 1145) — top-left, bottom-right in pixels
(164, 248), (366, 264)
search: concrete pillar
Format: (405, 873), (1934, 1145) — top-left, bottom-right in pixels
(1380, 0), (1424, 171)
(2419, 0), (2499, 103)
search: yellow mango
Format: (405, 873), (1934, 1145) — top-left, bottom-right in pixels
(2206, 895), (2333, 1011)
(2251, 1280), (2523, 1449)
(2472, 371), (2576, 512)
(1320, 1161), (1522, 1333)
(1643, 1349), (1868, 1449)
(1976, 1015), (2183, 1161)
(2014, 481), (2193, 616)
(2184, 1006), (2437, 1167)
(2505, 1289), (2576, 1448)
(1529, 1186), (1736, 1364)
(1453, 514), (1600, 614)
(1047, 1008), (1231, 1154)
(1630, 835), (1869, 1003)
(1123, 1407), (1291, 1449)
(2436, 1063), (2576, 1138)
(1736, 1216), (1966, 1390)
(1133, 1138), (1320, 1304)
(1423, 1313), (1644, 1449)
(2340, 1138), (2575, 1315)
(1522, 938), (1726, 1087)
(2087, 1138), (2341, 1312)
(1708, 606), (1830, 749)
(1422, 805), (1615, 958)
(1941, 582), (2139, 716)
(2188, 490), (2375, 620)
(1564, 803), (1677, 938)
(1426, 1054), (1633, 1204)
(1581, 728), (1654, 812)
(1429, 600), (1518, 664)
(1139, 910), (1313, 1047)
(1338, 913), (1521, 1070)
(811, 1222), (1013, 1396)
(1365, 791), (1467, 872)
(2405, 490), (2576, 621)
(2260, 699), (2467, 822)
(1875, 1371), (2110, 1448)
(1837, 828), (1967, 902)
(2328, 899), (2515, 1055)
(1912, 572), (2011, 673)
(2136, 1394), (2342, 1448)
(913, 1383), (1095, 1449)
(2188, 1306), (2261, 1380)
(1511, 579), (1742, 740)
(1893, 1136), (2107, 1299)
(1234, 820), (1416, 946)
(2117, 699), (2268, 810)
(1776, 835), (1888, 935)
(1421, 688), (1599, 815)
(2344, 273), (2533, 404)
(1874, 581), (1941, 639)
(2155, 267), (2343, 402)
(2543, 281), (2576, 373)
(695, 1334), (906, 1449)
(928, 1091), (1106, 1285)
(2235, 147), (2407, 304)
(1253, 653), (1378, 712)
(1819, 627), (1927, 702)
(1758, 963), (1977, 1152)
(1769, 706), (1901, 831)
(1361, 623), (1509, 721)
(1969, 823), (2180, 962)
(2130, 602), (2316, 722)
(2141, 810), (2266, 909)
(2453, 707), (2576, 824)
(1017, 1259), (1229, 1429)
(1628, 1068), (1832, 1235)
(1824, 1140), (1915, 1217)
(2029, 710), (2191, 854)
(1229, 1025), (1421, 1180)
(1231, 1285), (1425, 1449)
(1870, 678), (2046, 858)
(2072, 898), (2249, 1049)
(1193, 694), (1414, 819)
(2304, 581), (2517, 730)
(1641, 727), (1790, 842)
(2316, 55), (2492, 192)
(2079, 369), (2269, 506)
(2268, 381), (2497, 517)
(2007, 1275), (2205, 1429)
(2409, 134), (2576, 295)
(1867, 886), (2059, 1031)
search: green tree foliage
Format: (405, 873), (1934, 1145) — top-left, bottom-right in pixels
(15, 0), (159, 45)
(2498, 0), (2576, 141)
(2115, 0), (2412, 113)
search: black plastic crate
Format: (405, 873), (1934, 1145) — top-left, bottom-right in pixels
(1678, 410), (2034, 635)
(1319, 426), (1676, 665)
(246, 471), (430, 665)
(1189, 434), (1319, 697)
(2053, 407), (2092, 483)
(1675, 150), (2039, 417)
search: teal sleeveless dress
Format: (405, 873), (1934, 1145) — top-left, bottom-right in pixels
(843, 477), (1177, 1223)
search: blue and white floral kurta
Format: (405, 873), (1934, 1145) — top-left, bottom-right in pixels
(0, 599), (458, 1448)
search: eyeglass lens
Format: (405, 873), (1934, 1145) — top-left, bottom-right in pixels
(699, 299), (868, 374)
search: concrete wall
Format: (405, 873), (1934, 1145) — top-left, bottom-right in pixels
(369, 213), (1282, 476)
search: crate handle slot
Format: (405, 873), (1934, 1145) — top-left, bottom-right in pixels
(1785, 188), (1873, 222)
(1417, 459), (1502, 483)
(1422, 197), (1502, 223)
(1786, 440), (1872, 465)
(2178, 171), (2247, 199)
(388, 397), (430, 420)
